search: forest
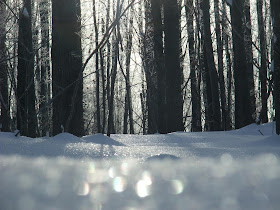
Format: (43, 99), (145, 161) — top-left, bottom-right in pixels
(0, 0), (280, 137)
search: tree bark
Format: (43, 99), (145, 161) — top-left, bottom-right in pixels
(214, 0), (227, 130)
(107, 0), (121, 136)
(0, 0), (9, 132)
(244, 0), (257, 122)
(52, 0), (84, 136)
(163, 0), (184, 132)
(201, 0), (221, 131)
(17, 0), (37, 137)
(185, 0), (201, 132)
(271, 0), (280, 134)
(39, 0), (51, 135)
(230, 0), (254, 128)
(150, 0), (163, 133)
(257, 0), (268, 123)
(93, 0), (101, 133)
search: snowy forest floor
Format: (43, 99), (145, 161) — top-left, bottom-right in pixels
(1, 123), (280, 210)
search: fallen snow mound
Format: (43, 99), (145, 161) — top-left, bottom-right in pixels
(52, 132), (84, 143)
(82, 133), (125, 146)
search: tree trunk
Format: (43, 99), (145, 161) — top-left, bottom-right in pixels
(201, 0), (221, 131)
(150, 0), (163, 133)
(93, 0), (101, 133)
(17, 0), (37, 137)
(244, 0), (257, 122)
(230, 0), (254, 128)
(107, 0), (121, 136)
(99, 32), (107, 134)
(222, 0), (232, 130)
(39, 0), (51, 136)
(52, 0), (84, 136)
(0, 0), (9, 132)
(271, 0), (280, 134)
(163, 0), (184, 132)
(125, 12), (134, 134)
(257, 0), (268, 123)
(185, 0), (201, 132)
(214, 0), (227, 130)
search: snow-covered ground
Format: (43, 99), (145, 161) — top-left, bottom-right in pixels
(1, 123), (280, 210)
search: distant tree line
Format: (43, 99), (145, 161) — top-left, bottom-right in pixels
(0, 0), (280, 137)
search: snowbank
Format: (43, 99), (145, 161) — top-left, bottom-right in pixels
(1, 123), (280, 209)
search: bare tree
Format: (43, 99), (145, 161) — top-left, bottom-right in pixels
(271, 0), (280, 134)
(257, 0), (268, 123)
(52, 0), (84, 136)
(17, 0), (37, 137)
(163, 0), (184, 132)
(201, 0), (221, 131)
(230, 0), (254, 128)
(185, 0), (202, 131)
(0, 0), (9, 132)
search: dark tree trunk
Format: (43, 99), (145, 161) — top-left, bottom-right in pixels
(185, 0), (201, 132)
(257, 0), (268, 123)
(100, 36), (107, 134)
(17, 0), (37, 137)
(107, 0), (121, 136)
(100, 41), (106, 133)
(123, 10), (134, 134)
(214, 0), (227, 130)
(125, 14), (134, 134)
(52, 0), (84, 136)
(201, 0), (221, 131)
(244, 0), (257, 122)
(123, 94), (128, 134)
(202, 43), (214, 131)
(93, 0), (101, 133)
(231, 0), (254, 128)
(163, 0), (184, 132)
(150, 0), (164, 133)
(39, 0), (51, 135)
(222, 0), (232, 130)
(106, 0), (111, 134)
(0, 0), (9, 132)
(271, 0), (280, 134)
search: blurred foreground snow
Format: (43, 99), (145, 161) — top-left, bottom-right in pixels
(0, 123), (280, 210)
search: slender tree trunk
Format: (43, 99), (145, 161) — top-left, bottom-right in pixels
(123, 94), (128, 134)
(106, 0), (111, 133)
(125, 13), (134, 134)
(150, 0), (162, 133)
(244, 0), (257, 122)
(163, 0), (184, 132)
(201, 0), (221, 131)
(222, 0), (232, 130)
(93, 0), (101, 133)
(185, 0), (201, 132)
(17, 0), (37, 137)
(271, 0), (280, 134)
(257, 0), (268, 123)
(39, 0), (50, 135)
(99, 23), (107, 134)
(214, 0), (227, 130)
(0, 0), (9, 132)
(231, 0), (254, 128)
(52, 0), (84, 136)
(107, 0), (121, 136)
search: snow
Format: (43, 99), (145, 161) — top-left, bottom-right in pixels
(1, 122), (280, 210)
(82, 133), (125, 146)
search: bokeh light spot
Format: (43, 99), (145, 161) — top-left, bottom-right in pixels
(113, 176), (127, 192)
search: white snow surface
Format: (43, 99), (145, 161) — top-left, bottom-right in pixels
(1, 123), (280, 210)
